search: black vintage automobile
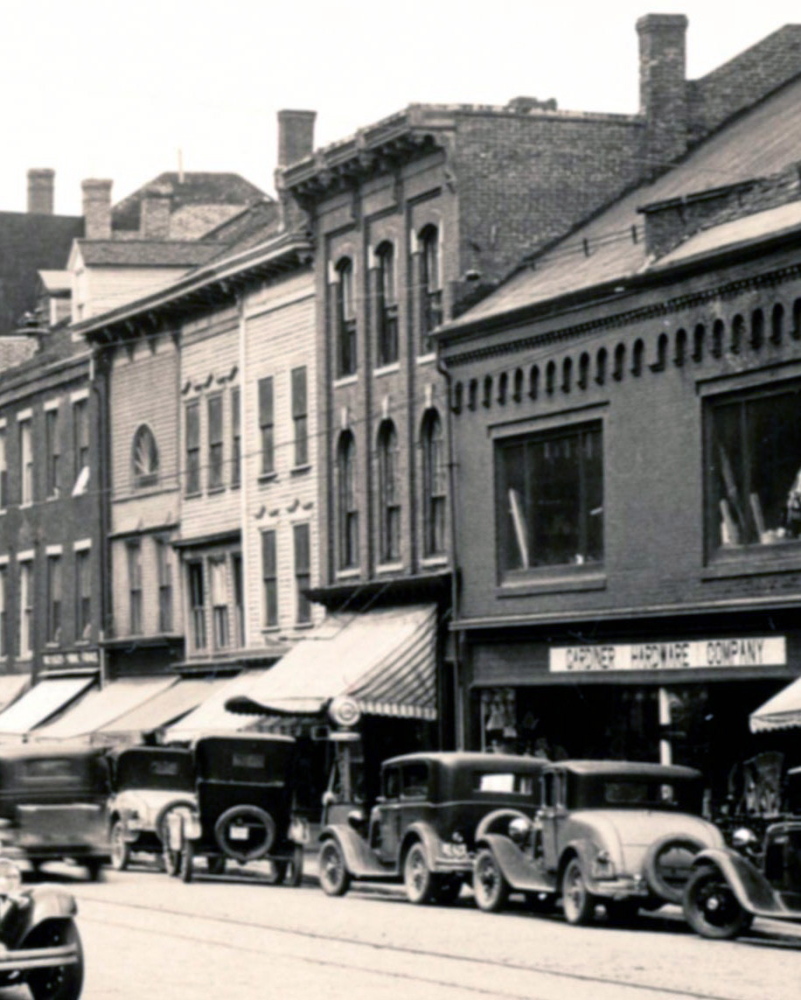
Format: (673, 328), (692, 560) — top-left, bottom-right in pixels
(317, 752), (547, 905)
(107, 746), (196, 871)
(165, 734), (309, 884)
(0, 855), (83, 999)
(472, 761), (723, 923)
(683, 765), (801, 939)
(0, 744), (110, 880)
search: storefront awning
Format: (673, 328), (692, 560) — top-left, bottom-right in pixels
(0, 675), (30, 715)
(32, 677), (177, 741)
(750, 677), (801, 732)
(97, 677), (232, 739)
(161, 670), (272, 743)
(0, 675), (97, 736)
(226, 604), (438, 721)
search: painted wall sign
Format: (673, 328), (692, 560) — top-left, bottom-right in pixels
(550, 636), (786, 673)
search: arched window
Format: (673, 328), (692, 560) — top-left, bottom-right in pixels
(421, 410), (446, 557)
(375, 242), (398, 367)
(452, 381), (463, 414)
(712, 319), (725, 357)
(650, 334), (667, 372)
(793, 299), (801, 340)
(132, 425), (159, 488)
(337, 431), (358, 569)
(595, 347), (607, 385)
(613, 344), (625, 381)
(674, 328), (687, 367)
(730, 314), (744, 354)
(419, 225), (442, 353)
(750, 308), (764, 350)
(692, 324), (705, 362)
(578, 353), (590, 389)
(546, 361), (556, 394)
(529, 365), (540, 400)
(512, 369), (524, 402)
(468, 379), (478, 410)
(631, 339), (644, 376)
(497, 372), (508, 405)
(336, 258), (357, 377)
(482, 375), (493, 408)
(377, 421), (400, 563)
(562, 357), (572, 393)
(771, 304), (784, 345)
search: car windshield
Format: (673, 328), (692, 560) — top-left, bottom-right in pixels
(596, 778), (700, 811)
(116, 751), (194, 792)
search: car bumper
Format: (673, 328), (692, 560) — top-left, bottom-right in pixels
(589, 875), (651, 899)
(0, 942), (79, 972)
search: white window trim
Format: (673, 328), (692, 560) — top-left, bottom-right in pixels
(73, 539), (92, 552)
(46, 544), (63, 557)
(17, 550), (34, 563)
(70, 389), (89, 404)
(17, 409), (32, 423)
(44, 399), (60, 413)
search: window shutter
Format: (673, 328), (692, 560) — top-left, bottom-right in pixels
(186, 403), (200, 448)
(292, 367), (307, 418)
(294, 523), (310, 573)
(208, 396), (223, 441)
(262, 530), (276, 577)
(259, 377), (273, 427)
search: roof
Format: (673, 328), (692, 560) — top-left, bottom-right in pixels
(382, 752), (547, 771)
(750, 677), (801, 732)
(554, 761), (702, 780)
(444, 73), (801, 334)
(0, 326), (88, 399)
(38, 270), (71, 292)
(75, 240), (223, 268)
(0, 210), (83, 335)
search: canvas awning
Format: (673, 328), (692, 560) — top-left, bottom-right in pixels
(226, 604), (438, 721)
(0, 675), (97, 735)
(32, 677), (177, 740)
(0, 674), (30, 715)
(750, 677), (801, 732)
(161, 670), (271, 743)
(98, 677), (232, 739)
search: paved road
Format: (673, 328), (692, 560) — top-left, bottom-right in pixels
(14, 858), (801, 1000)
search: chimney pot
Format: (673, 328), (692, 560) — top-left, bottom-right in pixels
(27, 169), (55, 215)
(637, 14), (689, 174)
(277, 109), (317, 168)
(82, 179), (113, 240)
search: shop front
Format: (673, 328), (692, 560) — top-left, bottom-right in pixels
(465, 613), (801, 826)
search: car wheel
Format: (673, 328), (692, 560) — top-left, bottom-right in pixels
(403, 842), (436, 905)
(473, 848), (509, 913)
(683, 866), (753, 940)
(109, 820), (131, 872)
(643, 835), (705, 904)
(179, 839), (194, 884)
(207, 855), (226, 876)
(26, 920), (84, 1000)
(561, 858), (596, 925)
(318, 840), (350, 897)
(433, 876), (462, 906)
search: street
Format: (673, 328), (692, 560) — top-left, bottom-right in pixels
(11, 856), (800, 1000)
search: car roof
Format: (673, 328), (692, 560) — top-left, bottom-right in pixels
(382, 752), (547, 772)
(0, 742), (106, 761)
(192, 732), (295, 747)
(550, 760), (702, 780)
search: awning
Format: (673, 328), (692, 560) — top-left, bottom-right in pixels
(32, 676), (177, 740)
(226, 604), (438, 721)
(750, 677), (801, 732)
(97, 677), (233, 739)
(161, 670), (271, 743)
(0, 675), (97, 735)
(0, 674), (30, 714)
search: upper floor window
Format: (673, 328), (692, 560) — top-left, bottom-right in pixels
(19, 419), (33, 505)
(127, 542), (142, 635)
(185, 401), (201, 495)
(132, 425), (159, 489)
(0, 427), (7, 510)
(230, 386), (241, 488)
(47, 554), (62, 644)
(258, 377), (274, 476)
(375, 242), (398, 367)
(18, 559), (33, 659)
(419, 225), (442, 354)
(337, 431), (359, 570)
(75, 548), (92, 640)
(188, 560), (206, 650)
(291, 366), (308, 467)
(156, 538), (172, 634)
(209, 556), (229, 649)
(421, 409), (446, 557)
(336, 258), (357, 378)
(496, 422), (604, 575)
(0, 567), (6, 658)
(73, 398), (89, 475)
(707, 380), (801, 554)
(377, 420), (401, 563)
(207, 395), (224, 490)
(45, 407), (60, 497)
(262, 531), (277, 628)
(293, 524), (311, 625)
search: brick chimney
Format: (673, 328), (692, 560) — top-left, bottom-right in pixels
(140, 184), (172, 239)
(27, 169), (55, 215)
(82, 179), (113, 239)
(637, 13), (689, 177)
(277, 110), (316, 168)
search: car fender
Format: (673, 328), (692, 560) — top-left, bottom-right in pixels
(153, 799), (198, 842)
(475, 808), (532, 842)
(319, 825), (387, 878)
(477, 832), (555, 894)
(8, 887), (77, 949)
(690, 848), (790, 916)
(557, 840), (596, 884)
(400, 822), (444, 870)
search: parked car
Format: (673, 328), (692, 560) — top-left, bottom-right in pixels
(0, 744), (110, 880)
(317, 752), (548, 905)
(683, 764), (801, 939)
(164, 734), (309, 883)
(106, 746), (196, 871)
(472, 760), (723, 923)
(0, 855), (83, 999)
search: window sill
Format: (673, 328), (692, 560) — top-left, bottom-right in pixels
(261, 626), (281, 635)
(333, 374), (358, 388)
(703, 543), (801, 579)
(421, 554), (448, 568)
(294, 621), (314, 630)
(258, 472), (278, 484)
(290, 464), (312, 477)
(336, 568), (361, 580)
(417, 353), (437, 366)
(374, 362), (400, 377)
(19, 502), (33, 510)
(377, 561), (404, 574)
(207, 485), (226, 496)
(496, 568), (607, 597)
(185, 491), (203, 500)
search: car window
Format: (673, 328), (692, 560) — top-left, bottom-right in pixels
(474, 772), (535, 795)
(401, 763), (429, 800)
(383, 767), (400, 800)
(18, 758), (84, 785)
(603, 780), (681, 808)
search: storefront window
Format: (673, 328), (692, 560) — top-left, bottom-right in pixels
(707, 381), (801, 552)
(496, 422), (603, 574)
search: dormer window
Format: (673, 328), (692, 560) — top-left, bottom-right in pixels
(132, 424), (159, 488)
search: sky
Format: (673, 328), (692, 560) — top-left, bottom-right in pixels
(1, 0), (800, 216)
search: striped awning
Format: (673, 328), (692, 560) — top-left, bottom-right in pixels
(226, 604), (438, 721)
(750, 677), (801, 732)
(0, 675), (97, 735)
(32, 677), (177, 740)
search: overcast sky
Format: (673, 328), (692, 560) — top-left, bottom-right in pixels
(1, 1), (799, 216)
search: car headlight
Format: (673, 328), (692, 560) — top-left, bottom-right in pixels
(289, 817), (310, 845)
(0, 858), (22, 896)
(591, 849), (616, 879)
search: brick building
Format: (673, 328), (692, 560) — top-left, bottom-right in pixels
(436, 29), (801, 817)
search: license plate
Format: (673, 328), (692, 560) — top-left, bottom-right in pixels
(230, 826), (249, 841)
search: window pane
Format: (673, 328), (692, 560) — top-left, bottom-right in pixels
(292, 367), (308, 466)
(293, 524), (311, 625)
(258, 377), (274, 474)
(208, 396), (224, 489)
(185, 402), (201, 494)
(262, 531), (277, 627)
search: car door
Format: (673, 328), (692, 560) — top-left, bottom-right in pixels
(539, 769), (566, 872)
(373, 766), (402, 863)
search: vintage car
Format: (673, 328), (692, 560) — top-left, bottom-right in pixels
(0, 856), (83, 999)
(106, 746), (196, 871)
(317, 752), (548, 905)
(683, 764), (801, 939)
(0, 744), (110, 880)
(472, 760), (724, 923)
(165, 734), (309, 884)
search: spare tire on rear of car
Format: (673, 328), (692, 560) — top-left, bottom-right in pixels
(643, 834), (706, 904)
(214, 805), (276, 862)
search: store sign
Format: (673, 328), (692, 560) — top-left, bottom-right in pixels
(550, 636), (786, 673)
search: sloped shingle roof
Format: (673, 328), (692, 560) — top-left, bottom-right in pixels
(75, 240), (223, 268)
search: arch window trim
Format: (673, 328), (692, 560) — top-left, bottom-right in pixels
(418, 224), (443, 355)
(335, 257), (357, 378)
(421, 409), (447, 558)
(377, 420), (401, 564)
(132, 424), (160, 489)
(375, 241), (399, 368)
(337, 431), (359, 571)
